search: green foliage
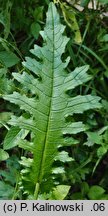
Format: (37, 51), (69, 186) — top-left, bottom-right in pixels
(0, 156), (20, 199)
(0, 51), (20, 68)
(60, 2), (82, 43)
(88, 185), (105, 200)
(98, 0), (108, 4)
(0, 149), (9, 161)
(80, 0), (90, 7)
(71, 182), (108, 200)
(2, 2), (102, 199)
(0, 182), (14, 199)
(50, 185), (71, 200)
(0, 112), (11, 128)
(3, 127), (29, 150)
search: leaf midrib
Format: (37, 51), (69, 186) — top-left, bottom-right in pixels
(35, 5), (55, 188)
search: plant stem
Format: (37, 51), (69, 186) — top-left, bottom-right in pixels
(34, 182), (40, 199)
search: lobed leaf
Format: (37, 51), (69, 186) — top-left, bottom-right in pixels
(3, 2), (102, 199)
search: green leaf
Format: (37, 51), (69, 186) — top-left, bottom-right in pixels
(101, 34), (108, 42)
(3, 2), (102, 198)
(0, 156), (20, 185)
(0, 67), (7, 77)
(51, 185), (70, 200)
(33, 6), (44, 21)
(97, 146), (107, 158)
(20, 157), (33, 167)
(31, 23), (41, 39)
(81, 182), (89, 196)
(88, 186), (105, 200)
(84, 131), (102, 146)
(0, 67), (15, 94)
(3, 126), (29, 150)
(60, 3), (82, 43)
(0, 77), (14, 94)
(55, 151), (74, 162)
(0, 149), (9, 161)
(0, 112), (11, 128)
(18, 139), (34, 152)
(52, 167), (65, 174)
(0, 51), (20, 68)
(0, 1), (12, 39)
(0, 182), (14, 199)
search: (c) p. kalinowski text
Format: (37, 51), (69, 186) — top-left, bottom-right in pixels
(32, 202), (84, 212)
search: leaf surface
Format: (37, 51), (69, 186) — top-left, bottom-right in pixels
(3, 2), (102, 198)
